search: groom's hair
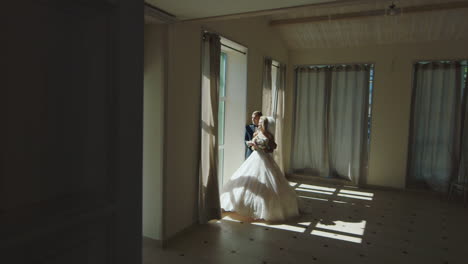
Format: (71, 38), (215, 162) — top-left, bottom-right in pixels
(252, 111), (262, 117)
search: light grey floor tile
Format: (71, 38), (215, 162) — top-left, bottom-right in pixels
(144, 181), (468, 264)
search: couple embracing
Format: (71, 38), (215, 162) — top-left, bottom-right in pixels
(220, 111), (299, 222)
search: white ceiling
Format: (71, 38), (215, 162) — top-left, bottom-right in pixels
(145, 0), (339, 20)
(276, 9), (468, 49)
(145, 0), (468, 49)
(271, 0), (468, 49)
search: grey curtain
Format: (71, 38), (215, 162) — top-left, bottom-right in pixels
(291, 65), (370, 184)
(408, 62), (462, 192)
(458, 81), (468, 185)
(262, 57), (273, 116)
(198, 33), (221, 223)
(273, 64), (286, 171)
(261, 58), (286, 171)
(328, 65), (370, 185)
(291, 68), (329, 177)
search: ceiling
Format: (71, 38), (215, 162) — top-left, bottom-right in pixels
(270, 0), (468, 49)
(145, 0), (468, 49)
(145, 0), (340, 20)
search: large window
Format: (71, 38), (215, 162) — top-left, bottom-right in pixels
(463, 63), (467, 93)
(291, 64), (374, 184)
(368, 68), (374, 145)
(217, 38), (247, 186)
(407, 60), (467, 191)
(218, 52), (227, 184)
(271, 61), (279, 117)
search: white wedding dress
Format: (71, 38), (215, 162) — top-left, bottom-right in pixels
(220, 131), (299, 221)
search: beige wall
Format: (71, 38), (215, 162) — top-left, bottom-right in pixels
(164, 17), (289, 238)
(285, 40), (468, 189)
(143, 24), (166, 240)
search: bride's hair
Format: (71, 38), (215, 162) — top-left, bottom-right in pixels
(255, 116), (277, 152)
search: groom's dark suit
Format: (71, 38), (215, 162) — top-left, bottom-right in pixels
(245, 124), (257, 159)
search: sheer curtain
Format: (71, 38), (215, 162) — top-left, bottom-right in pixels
(291, 65), (370, 184)
(262, 58), (287, 171)
(262, 57), (273, 116)
(328, 65), (370, 184)
(198, 33), (221, 223)
(273, 64), (286, 171)
(291, 67), (329, 177)
(408, 62), (462, 192)
(458, 85), (468, 185)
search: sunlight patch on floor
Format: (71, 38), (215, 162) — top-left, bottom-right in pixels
(311, 230), (362, 243)
(288, 181), (297, 186)
(298, 195), (329, 202)
(296, 188), (334, 195)
(315, 220), (366, 236)
(298, 184), (336, 192)
(332, 200), (347, 204)
(339, 189), (374, 197)
(222, 216), (242, 222)
(337, 193), (373, 200)
(297, 221), (312, 227)
(252, 222), (306, 233)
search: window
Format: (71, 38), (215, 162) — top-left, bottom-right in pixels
(217, 38), (248, 186)
(407, 60), (467, 191)
(291, 63), (373, 182)
(271, 60), (280, 117)
(218, 52), (227, 184)
(368, 68), (374, 146)
(463, 63), (467, 94)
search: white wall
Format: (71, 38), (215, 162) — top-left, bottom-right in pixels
(164, 16), (289, 239)
(285, 40), (468, 189)
(143, 24), (166, 240)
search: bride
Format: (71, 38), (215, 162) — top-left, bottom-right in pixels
(220, 116), (299, 222)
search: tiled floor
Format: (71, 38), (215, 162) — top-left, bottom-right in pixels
(143, 179), (468, 264)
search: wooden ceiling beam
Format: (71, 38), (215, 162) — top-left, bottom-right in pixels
(270, 1), (468, 26)
(182, 0), (387, 22)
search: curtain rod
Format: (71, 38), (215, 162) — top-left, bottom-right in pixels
(294, 63), (374, 69)
(415, 60), (468, 66)
(203, 30), (248, 56)
(268, 57), (281, 68)
(221, 43), (246, 55)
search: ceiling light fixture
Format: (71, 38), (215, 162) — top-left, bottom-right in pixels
(385, 1), (402, 16)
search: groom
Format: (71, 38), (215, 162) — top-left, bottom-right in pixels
(245, 111), (262, 159)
